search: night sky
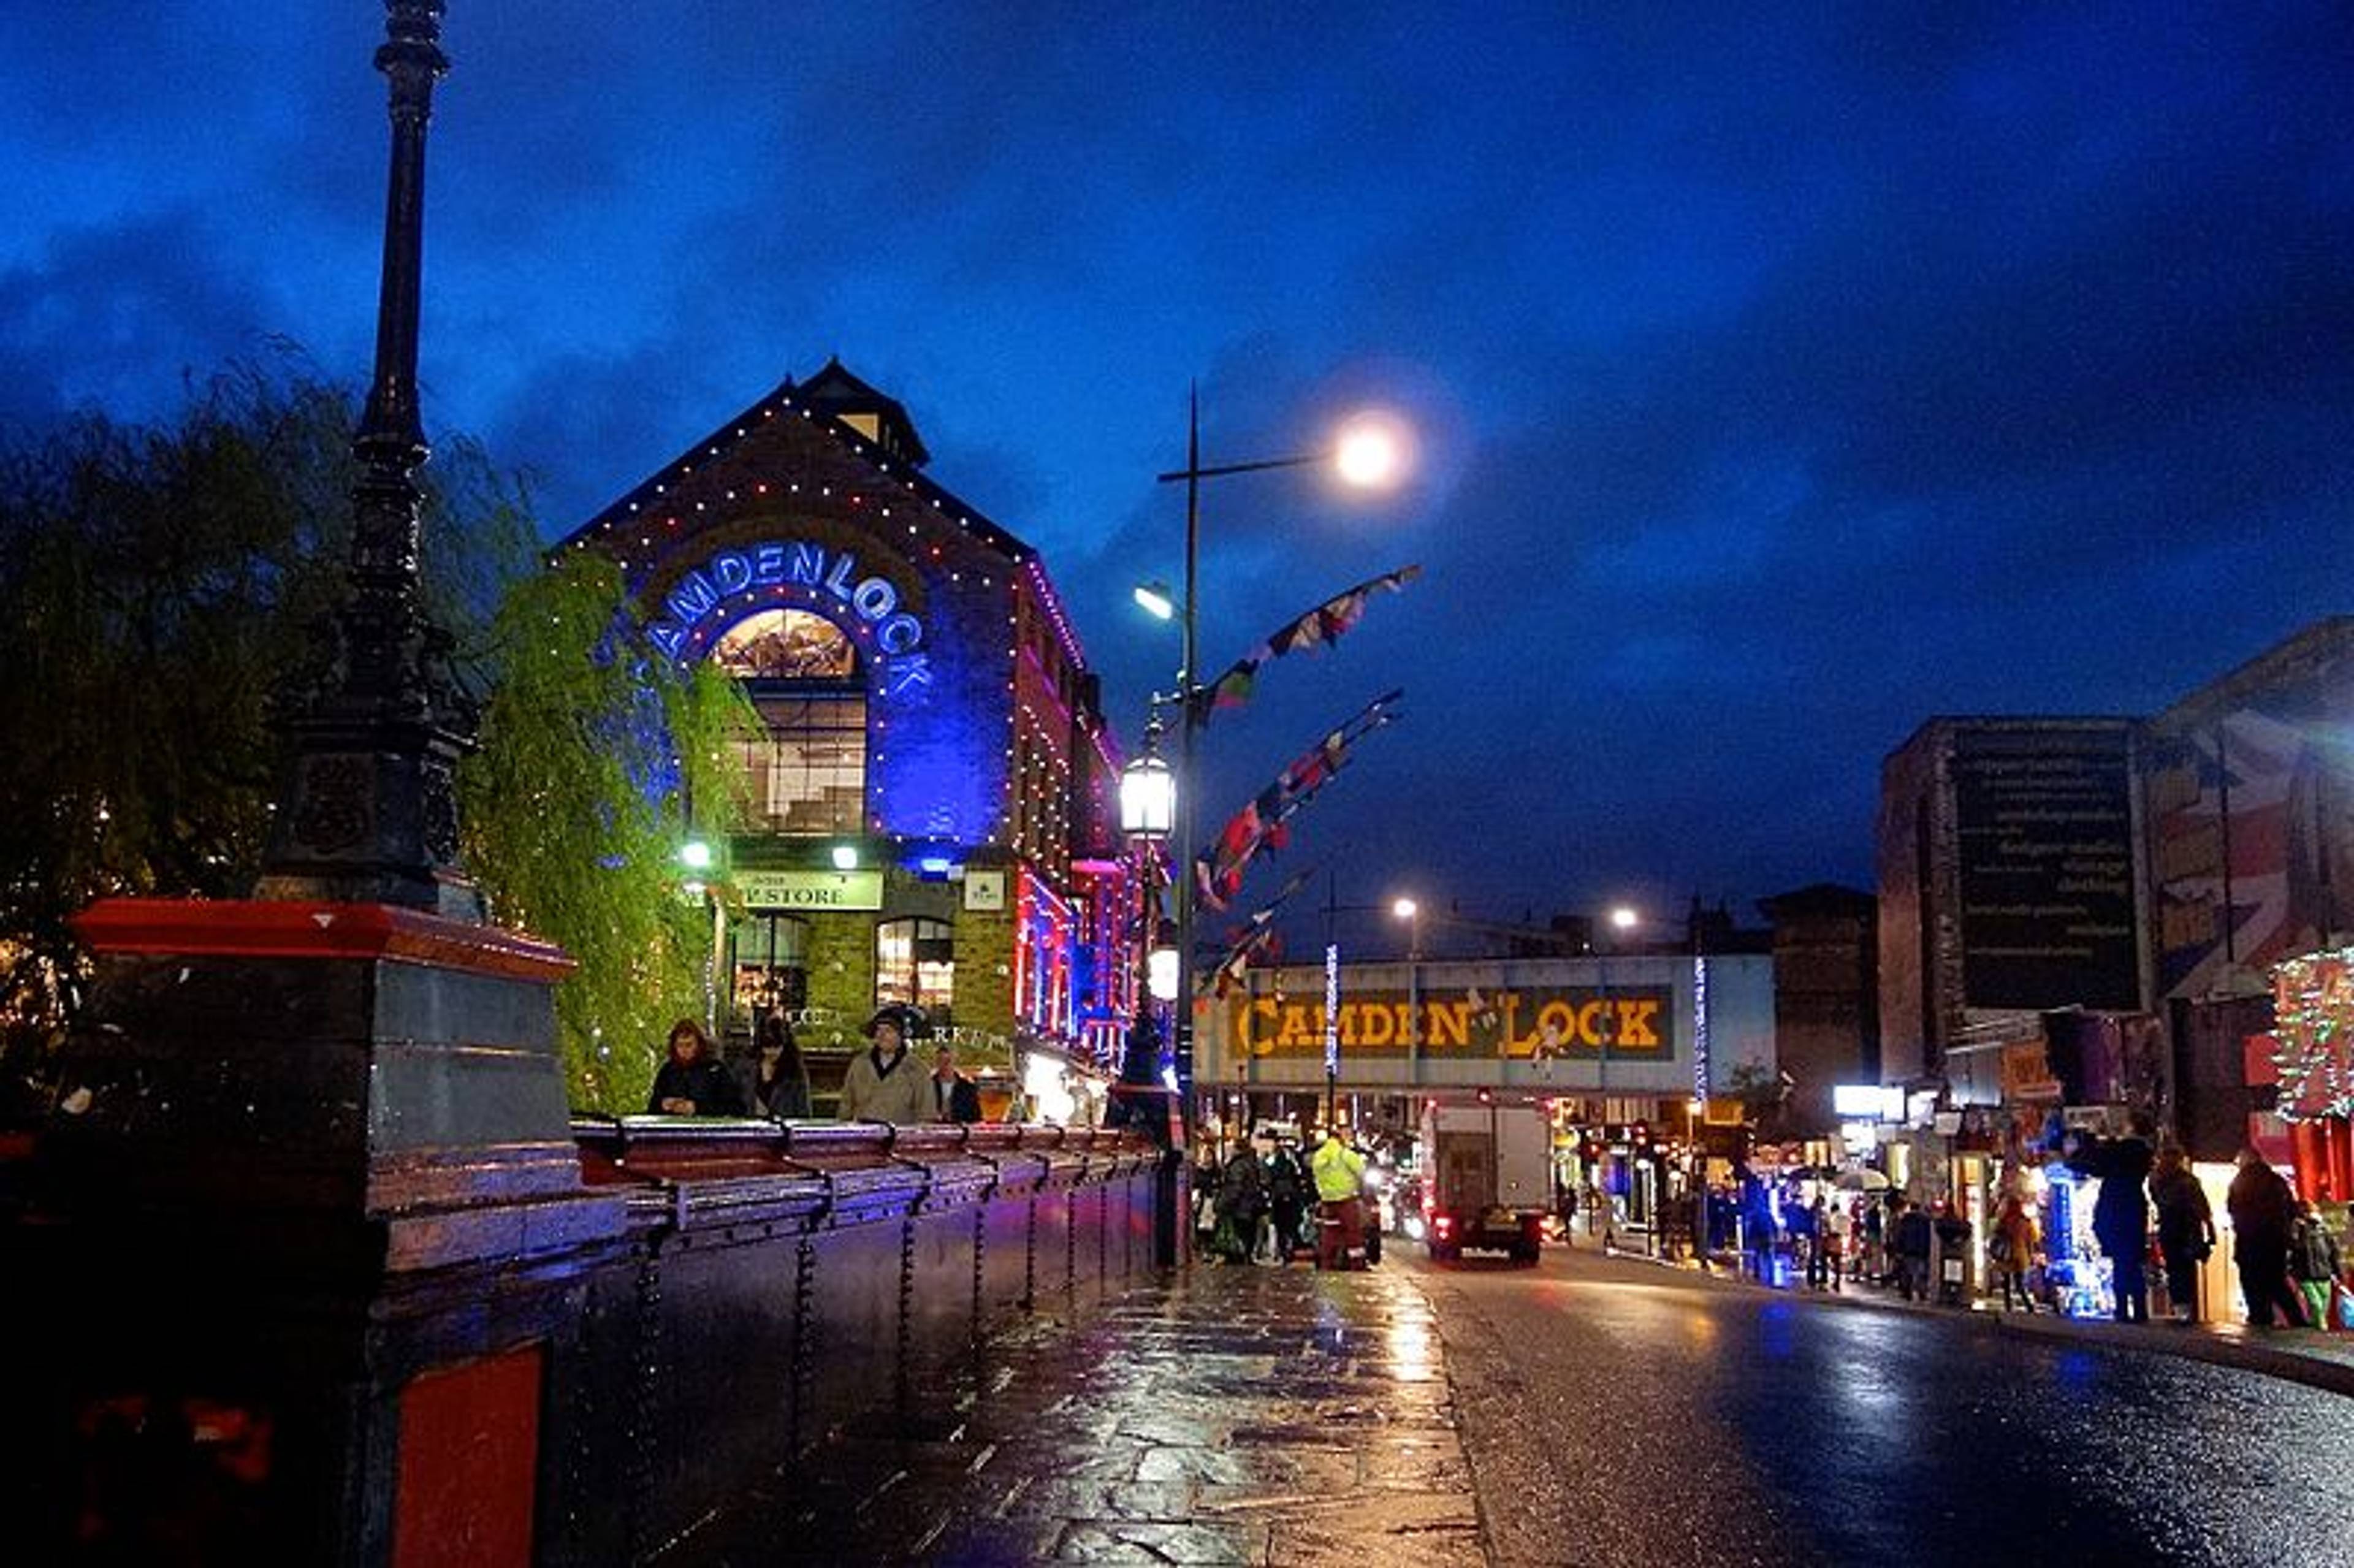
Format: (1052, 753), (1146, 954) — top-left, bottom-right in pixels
(6, 4), (2350, 949)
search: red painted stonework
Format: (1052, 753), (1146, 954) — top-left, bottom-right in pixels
(72, 897), (576, 983)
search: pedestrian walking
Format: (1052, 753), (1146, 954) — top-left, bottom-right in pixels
(1742, 1174), (1778, 1282)
(1891, 1197), (1932, 1301)
(2290, 1200), (2341, 1330)
(1266, 1141), (1309, 1264)
(2225, 1147), (2304, 1326)
(1819, 1197), (1850, 1293)
(647, 1018), (749, 1117)
(1797, 1195), (1827, 1289)
(2149, 1146), (2214, 1323)
(1859, 1195), (1886, 1284)
(838, 1003), (933, 1124)
(929, 1043), (982, 1124)
(2067, 1115), (2155, 1323)
(1989, 1192), (2039, 1312)
(744, 1011), (812, 1119)
(1310, 1126), (1368, 1269)
(1217, 1143), (1268, 1265)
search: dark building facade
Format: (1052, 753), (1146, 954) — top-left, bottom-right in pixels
(1876, 621), (2354, 1193)
(2142, 618), (2354, 1171)
(1876, 717), (2145, 1088)
(1756, 883), (1879, 1136)
(560, 362), (1138, 1101)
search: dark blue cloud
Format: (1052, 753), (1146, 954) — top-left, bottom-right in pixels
(4, 1), (2349, 937)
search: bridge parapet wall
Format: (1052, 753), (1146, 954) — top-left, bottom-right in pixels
(1, 899), (1177, 1565)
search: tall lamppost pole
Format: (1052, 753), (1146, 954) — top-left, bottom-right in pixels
(256, 0), (478, 919)
(1151, 393), (1404, 1128)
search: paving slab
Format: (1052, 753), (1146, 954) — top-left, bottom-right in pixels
(670, 1263), (1485, 1566)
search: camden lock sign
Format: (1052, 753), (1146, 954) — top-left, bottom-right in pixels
(647, 540), (934, 696)
(1235, 985), (1675, 1060)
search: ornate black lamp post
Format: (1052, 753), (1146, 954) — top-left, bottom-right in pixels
(256, 0), (479, 918)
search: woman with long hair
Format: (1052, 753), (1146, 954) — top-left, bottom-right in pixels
(747, 1011), (811, 1119)
(647, 1017), (748, 1116)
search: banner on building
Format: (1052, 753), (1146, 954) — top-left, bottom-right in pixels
(1232, 983), (1677, 1061)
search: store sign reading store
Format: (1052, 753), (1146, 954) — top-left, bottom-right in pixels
(649, 541), (932, 695)
(1235, 985), (1675, 1060)
(736, 869), (885, 911)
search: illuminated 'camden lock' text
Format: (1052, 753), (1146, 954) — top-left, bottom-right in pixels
(1238, 988), (1669, 1058)
(647, 541), (932, 694)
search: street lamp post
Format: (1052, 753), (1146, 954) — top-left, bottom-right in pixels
(1119, 725), (1182, 1262)
(1118, 714), (1175, 1023)
(1150, 392), (1405, 1132)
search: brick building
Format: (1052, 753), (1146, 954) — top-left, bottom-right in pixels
(1755, 883), (1878, 1135)
(1876, 717), (2145, 1090)
(1875, 621), (2354, 1195)
(559, 361), (1138, 1103)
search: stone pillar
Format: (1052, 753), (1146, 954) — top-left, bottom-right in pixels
(9, 897), (627, 1564)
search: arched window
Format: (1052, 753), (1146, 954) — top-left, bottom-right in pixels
(876, 916), (954, 1019)
(712, 609), (867, 835)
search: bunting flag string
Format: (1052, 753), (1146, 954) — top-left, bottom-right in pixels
(1205, 865), (1318, 997)
(1194, 690), (1404, 913)
(1190, 566), (1421, 727)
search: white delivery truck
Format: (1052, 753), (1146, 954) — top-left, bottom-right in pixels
(1419, 1097), (1550, 1264)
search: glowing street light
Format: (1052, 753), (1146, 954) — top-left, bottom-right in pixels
(1333, 412), (1412, 491)
(1390, 896), (1423, 961)
(1132, 580), (1177, 622)
(1146, 393), (1415, 1126)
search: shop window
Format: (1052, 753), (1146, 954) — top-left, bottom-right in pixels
(731, 913), (810, 1019)
(876, 916), (955, 1019)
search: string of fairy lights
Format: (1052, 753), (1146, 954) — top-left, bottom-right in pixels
(2271, 946), (2354, 1121)
(560, 368), (1137, 1052)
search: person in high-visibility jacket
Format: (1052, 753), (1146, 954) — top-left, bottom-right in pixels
(1310, 1128), (1368, 1269)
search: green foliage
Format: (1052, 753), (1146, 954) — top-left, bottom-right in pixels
(456, 554), (755, 1113)
(0, 359), (535, 1113)
(0, 354), (756, 1119)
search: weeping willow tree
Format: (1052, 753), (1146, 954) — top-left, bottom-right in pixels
(0, 358), (538, 1121)
(457, 554), (755, 1113)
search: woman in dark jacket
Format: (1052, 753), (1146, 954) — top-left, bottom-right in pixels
(2149, 1146), (2215, 1322)
(2226, 1148), (2303, 1326)
(745, 1011), (812, 1119)
(648, 1018), (748, 1116)
(2068, 1118), (2155, 1322)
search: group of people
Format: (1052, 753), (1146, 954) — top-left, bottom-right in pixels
(1198, 1128), (1376, 1269)
(2065, 1117), (2346, 1328)
(645, 1003), (983, 1125)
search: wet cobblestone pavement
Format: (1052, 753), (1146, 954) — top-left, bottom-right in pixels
(676, 1264), (1481, 1566)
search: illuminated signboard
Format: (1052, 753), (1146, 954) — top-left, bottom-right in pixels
(647, 539), (932, 696)
(1235, 984), (1675, 1060)
(736, 869), (885, 911)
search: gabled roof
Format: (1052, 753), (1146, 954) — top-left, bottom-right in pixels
(555, 360), (1029, 563)
(796, 357), (931, 467)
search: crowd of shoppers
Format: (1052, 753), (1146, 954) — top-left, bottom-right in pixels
(1193, 1127), (1379, 1269)
(1723, 1136), (2347, 1336)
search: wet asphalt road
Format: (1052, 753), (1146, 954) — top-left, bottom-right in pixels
(1411, 1243), (2354, 1567)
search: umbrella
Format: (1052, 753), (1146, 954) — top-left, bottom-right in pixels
(1834, 1168), (1891, 1192)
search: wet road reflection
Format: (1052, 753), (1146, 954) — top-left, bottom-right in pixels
(1411, 1246), (2354, 1567)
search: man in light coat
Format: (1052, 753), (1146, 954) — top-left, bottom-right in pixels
(838, 1005), (932, 1124)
